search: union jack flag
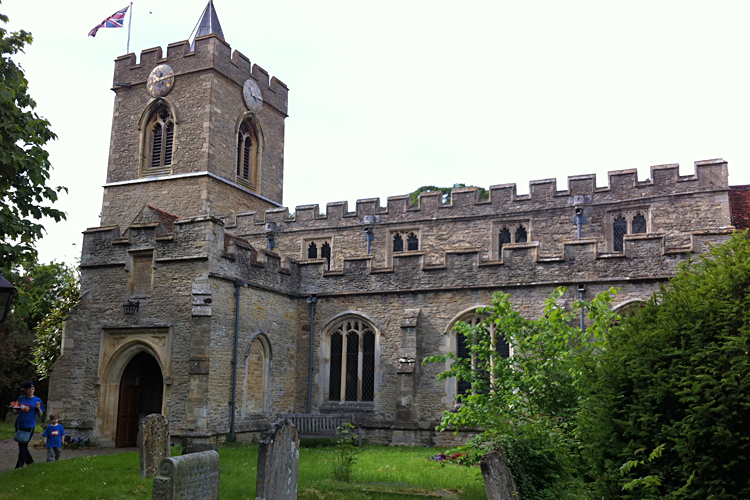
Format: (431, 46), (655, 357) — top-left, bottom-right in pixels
(88, 5), (130, 37)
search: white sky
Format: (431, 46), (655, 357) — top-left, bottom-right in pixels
(4, 0), (750, 266)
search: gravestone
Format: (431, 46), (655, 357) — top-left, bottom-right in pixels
(153, 450), (220, 500)
(256, 419), (300, 500)
(140, 414), (170, 478)
(182, 437), (218, 455)
(481, 450), (521, 500)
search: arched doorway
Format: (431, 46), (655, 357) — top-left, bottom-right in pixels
(116, 352), (164, 447)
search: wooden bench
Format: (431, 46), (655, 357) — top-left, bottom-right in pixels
(279, 413), (361, 446)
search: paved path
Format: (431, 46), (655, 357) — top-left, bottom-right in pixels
(0, 438), (137, 474)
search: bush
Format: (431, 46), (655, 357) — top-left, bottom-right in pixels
(580, 232), (750, 499)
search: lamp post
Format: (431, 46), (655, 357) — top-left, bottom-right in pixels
(0, 271), (17, 323)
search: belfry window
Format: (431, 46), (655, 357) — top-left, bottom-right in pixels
(147, 108), (174, 172)
(328, 318), (375, 402)
(236, 119), (259, 187)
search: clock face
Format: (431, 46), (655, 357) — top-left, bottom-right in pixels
(147, 65), (175, 97)
(243, 79), (263, 113)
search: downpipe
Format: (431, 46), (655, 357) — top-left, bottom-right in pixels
(307, 295), (317, 414)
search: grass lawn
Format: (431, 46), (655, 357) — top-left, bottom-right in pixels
(0, 444), (486, 500)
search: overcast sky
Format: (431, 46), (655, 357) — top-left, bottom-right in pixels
(4, 0), (750, 266)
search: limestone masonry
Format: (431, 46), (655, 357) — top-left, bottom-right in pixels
(48, 26), (742, 447)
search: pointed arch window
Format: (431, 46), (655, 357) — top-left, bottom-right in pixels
(498, 227), (511, 252)
(608, 208), (650, 252)
(328, 318), (376, 402)
(392, 230), (419, 253)
(236, 119), (259, 188)
(146, 107), (174, 173)
(308, 242), (318, 259)
(453, 311), (511, 396)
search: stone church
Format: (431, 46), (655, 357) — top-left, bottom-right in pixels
(48, 3), (741, 447)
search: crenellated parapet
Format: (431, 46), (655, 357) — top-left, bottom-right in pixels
(224, 160), (729, 235)
(113, 34), (288, 115)
(80, 214), (301, 296)
(83, 214), (732, 298)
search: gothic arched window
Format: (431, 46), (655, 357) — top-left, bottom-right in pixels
(613, 215), (628, 252)
(308, 242), (318, 259)
(452, 311), (511, 396)
(328, 318), (376, 402)
(498, 227), (511, 252)
(393, 233), (404, 253)
(632, 213), (647, 234)
(147, 108), (174, 171)
(515, 226), (528, 243)
(236, 119), (259, 187)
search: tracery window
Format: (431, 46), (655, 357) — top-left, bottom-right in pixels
(146, 108), (174, 173)
(455, 313), (510, 395)
(303, 238), (332, 270)
(609, 209), (650, 252)
(236, 119), (259, 187)
(494, 222), (531, 259)
(392, 231), (419, 253)
(328, 318), (375, 402)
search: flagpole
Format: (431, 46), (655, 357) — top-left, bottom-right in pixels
(126, 2), (133, 53)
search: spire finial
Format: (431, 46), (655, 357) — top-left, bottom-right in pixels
(189, 0), (225, 50)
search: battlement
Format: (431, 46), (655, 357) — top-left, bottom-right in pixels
(80, 214), (733, 298)
(225, 159), (729, 233)
(113, 34), (288, 115)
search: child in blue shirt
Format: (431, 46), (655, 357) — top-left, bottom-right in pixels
(42, 414), (65, 462)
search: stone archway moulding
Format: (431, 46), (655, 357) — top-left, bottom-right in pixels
(97, 327), (172, 447)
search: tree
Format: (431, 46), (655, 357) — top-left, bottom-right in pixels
(424, 288), (616, 500)
(409, 183), (489, 206)
(0, 260), (78, 417)
(580, 232), (750, 500)
(33, 261), (79, 379)
(0, 10), (66, 267)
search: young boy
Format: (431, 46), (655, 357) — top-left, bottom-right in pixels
(42, 414), (65, 462)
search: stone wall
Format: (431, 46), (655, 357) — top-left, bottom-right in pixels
(101, 34), (287, 230)
(225, 160), (732, 271)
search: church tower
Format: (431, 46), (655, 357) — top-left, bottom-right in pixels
(99, 1), (288, 230)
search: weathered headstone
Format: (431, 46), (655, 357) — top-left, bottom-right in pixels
(481, 450), (521, 500)
(140, 413), (170, 478)
(153, 450), (220, 500)
(182, 437), (218, 455)
(256, 419), (300, 500)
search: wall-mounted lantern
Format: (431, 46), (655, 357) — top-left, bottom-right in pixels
(0, 271), (17, 323)
(123, 300), (140, 315)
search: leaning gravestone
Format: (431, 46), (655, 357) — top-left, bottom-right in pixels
(153, 450), (220, 500)
(481, 450), (521, 500)
(256, 419), (300, 500)
(140, 413), (170, 478)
